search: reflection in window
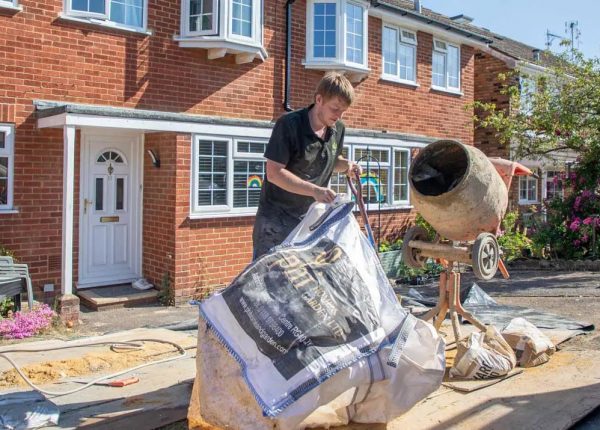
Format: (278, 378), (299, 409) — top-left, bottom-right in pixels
(95, 177), (104, 211)
(116, 178), (124, 210)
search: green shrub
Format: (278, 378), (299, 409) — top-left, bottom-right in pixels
(497, 210), (533, 261)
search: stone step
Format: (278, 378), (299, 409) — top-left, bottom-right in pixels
(77, 284), (158, 311)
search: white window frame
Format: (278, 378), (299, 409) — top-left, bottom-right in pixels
(519, 75), (537, 114)
(191, 135), (268, 216)
(64, 0), (148, 31)
(332, 143), (411, 211)
(431, 38), (461, 93)
(518, 175), (538, 205)
(392, 148), (410, 205)
(0, 0), (20, 10)
(0, 124), (15, 211)
(543, 170), (564, 201)
(305, 0), (369, 72)
(183, 0), (219, 36)
(381, 23), (417, 85)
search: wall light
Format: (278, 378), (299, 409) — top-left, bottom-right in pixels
(147, 149), (161, 168)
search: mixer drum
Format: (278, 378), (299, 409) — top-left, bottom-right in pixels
(409, 140), (508, 242)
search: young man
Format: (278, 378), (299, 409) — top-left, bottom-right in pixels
(252, 72), (361, 259)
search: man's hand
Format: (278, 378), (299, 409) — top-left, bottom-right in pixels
(313, 186), (336, 203)
(347, 161), (363, 177)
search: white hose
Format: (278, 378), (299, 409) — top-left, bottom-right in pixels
(0, 338), (188, 397)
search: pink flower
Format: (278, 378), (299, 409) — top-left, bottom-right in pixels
(583, 217), (594, 226)
(582, 234), (589, 243)
(574, 196), (582, 211)
(569, 218), (581, 232)
(582, 189), (593, 198)
(574, 239), (581, 247)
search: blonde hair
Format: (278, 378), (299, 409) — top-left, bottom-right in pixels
(315, 72), (355, 106)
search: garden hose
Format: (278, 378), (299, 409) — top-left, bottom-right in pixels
(0, 338), (188, 396)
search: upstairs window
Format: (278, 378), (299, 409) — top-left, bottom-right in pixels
(188, 0), (217, 33)
(432, 39), (460, 92)
(306, 0), (369, 80)
(0, 125), (14, 211)
(382, 25), (417, 84)
(179, 0), (265, 62)
(519, 76), (537, 114)
(67, 0), (146, 30)
(0, 0), (19, 9)
(313, 2), (336, 58)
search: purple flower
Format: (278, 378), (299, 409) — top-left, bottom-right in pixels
(574, 239), (581, 247)
(574, 196), (582, 211)
(0, 304), (55, 339)
(582, 189), (593, 198)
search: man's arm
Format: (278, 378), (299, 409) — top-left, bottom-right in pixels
(334, 156), (363, 176)
(266, 159), (336, 203)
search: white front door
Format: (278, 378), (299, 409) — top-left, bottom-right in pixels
(79, 132), (143, 288)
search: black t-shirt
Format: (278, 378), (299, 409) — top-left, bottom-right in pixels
(258, 105), (345, 220)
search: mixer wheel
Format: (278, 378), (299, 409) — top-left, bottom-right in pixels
(472, 233), (499, 280)
(402, 226), (429, 269)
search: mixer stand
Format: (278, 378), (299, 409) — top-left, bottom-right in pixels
(421, 261), (487, 342)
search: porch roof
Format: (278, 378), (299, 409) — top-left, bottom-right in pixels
(34, 100), (439, 147)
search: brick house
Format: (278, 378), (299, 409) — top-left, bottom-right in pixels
(0, 0), (491, 319)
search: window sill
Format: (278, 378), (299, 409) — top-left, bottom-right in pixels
(0, 209), (19, 214)
(379, 76), (419, 88)
(0, 3), (22, 12)
(303, 60), (370, 83)
(57, 14), (152, 36)
(430, 86), (463, 96)
(360, 204), (413, 212)
(189, 210), (257, 220)
(518, 201), (539, 205)
(174, 35), (268, 63)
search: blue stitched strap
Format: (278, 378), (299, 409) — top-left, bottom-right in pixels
(387, 314), (417, 368)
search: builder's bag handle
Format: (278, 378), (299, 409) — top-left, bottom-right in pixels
(347, 171), (376, 248)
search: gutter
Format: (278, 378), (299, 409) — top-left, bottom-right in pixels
(283, 0), (296, 112)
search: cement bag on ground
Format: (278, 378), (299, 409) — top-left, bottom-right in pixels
(450, 325), (516, 379)
(192, 196), (445, 429)
(501, 317), (555, 367)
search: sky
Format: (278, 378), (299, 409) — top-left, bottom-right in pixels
(423, 0), (600, 59)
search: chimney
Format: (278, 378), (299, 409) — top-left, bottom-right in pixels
(414, 0), (421, 13)
(450, 14), (474, 24)
(532, 49), (541, 61)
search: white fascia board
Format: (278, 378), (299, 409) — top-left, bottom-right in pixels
(369, 8), (489, 49)
(38, 112), (273, 138)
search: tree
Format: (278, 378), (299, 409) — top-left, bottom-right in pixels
(473, 49), (600, 162)
(473, 49), (600, 259)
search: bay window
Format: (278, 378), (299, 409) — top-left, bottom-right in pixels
(382, 24), (417, 84)
(178, 0), (266, 63)
(432, 39), (461, 92)
(305, 0), (369, 81)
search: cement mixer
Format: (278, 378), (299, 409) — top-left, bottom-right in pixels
(402, 140), (532, 280)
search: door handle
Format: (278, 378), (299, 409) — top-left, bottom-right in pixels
(84, 198), (93, 214)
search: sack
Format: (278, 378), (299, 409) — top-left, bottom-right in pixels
(501, 317), (555, 367)
(188, 314), (445, 430)
(190, 196), (445, 429)
(450, 325), (516, 379)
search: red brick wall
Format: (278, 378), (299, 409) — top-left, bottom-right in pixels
(0, 0), (477, 299)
